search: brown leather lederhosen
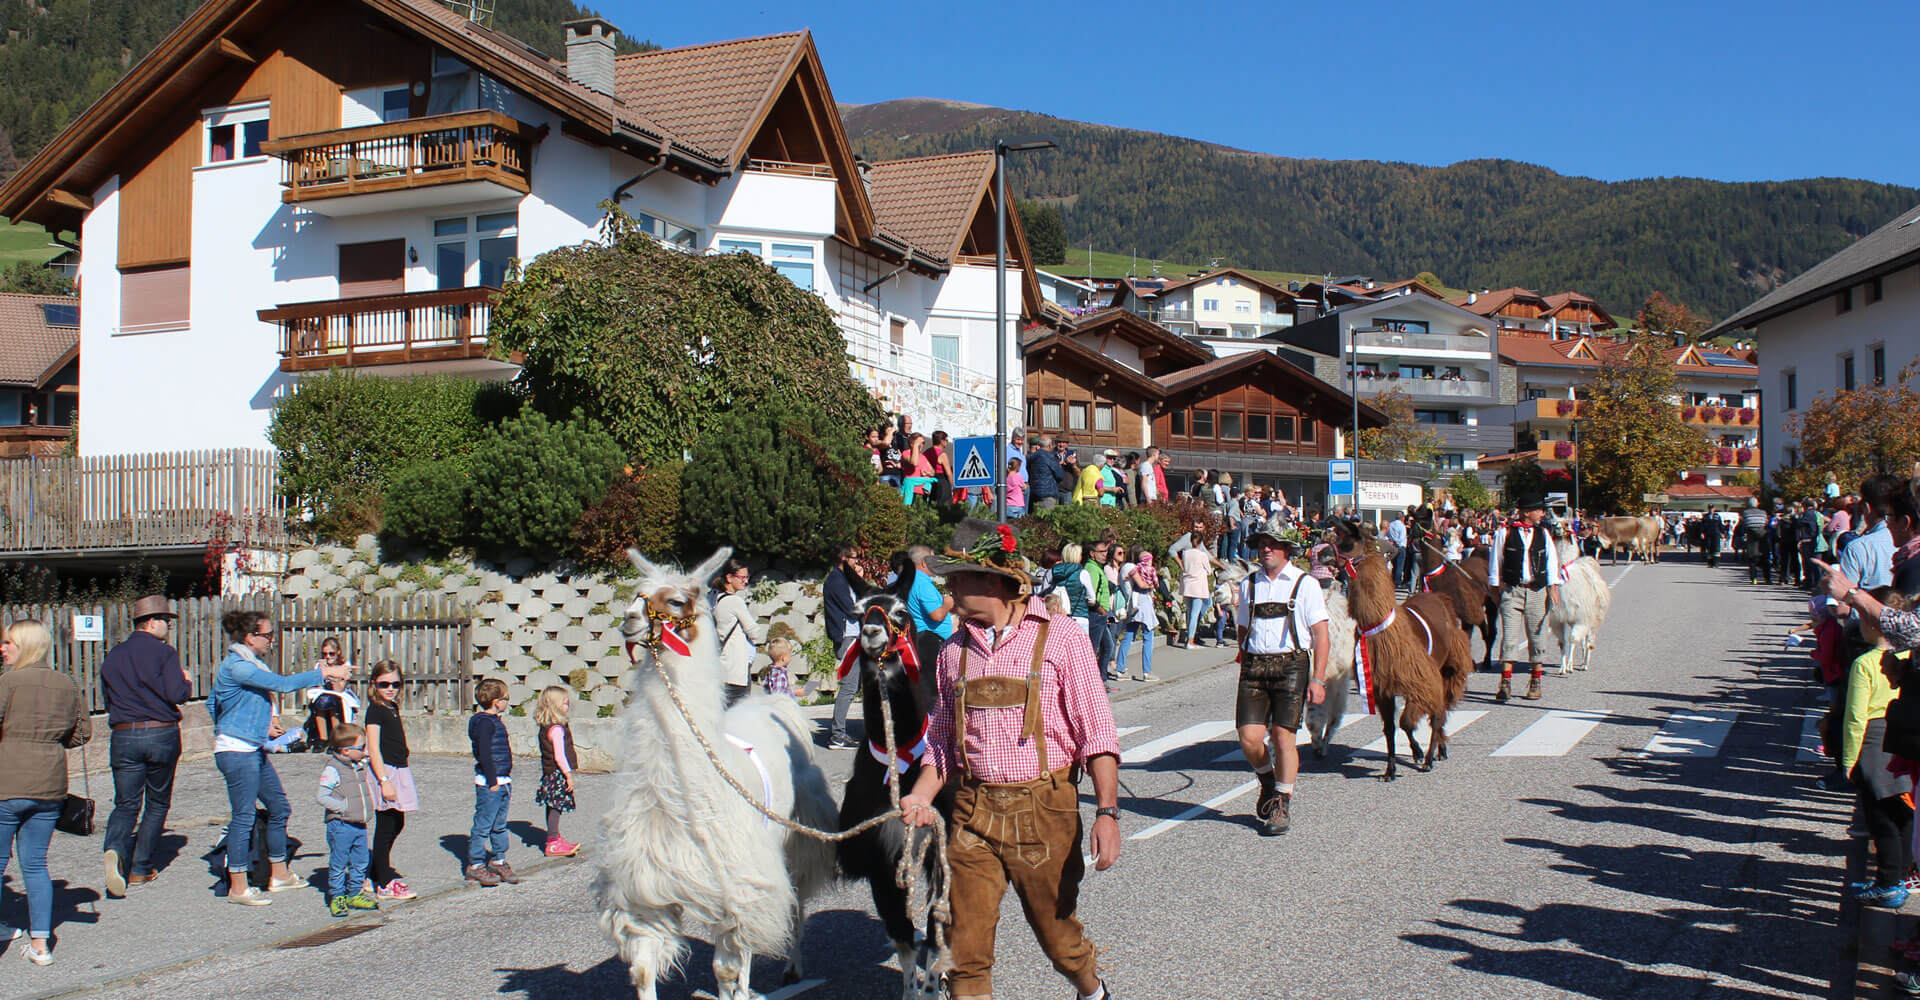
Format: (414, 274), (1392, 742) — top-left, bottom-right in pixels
(945, 617), (1099, 995)
(1237, 572), (1313, 730)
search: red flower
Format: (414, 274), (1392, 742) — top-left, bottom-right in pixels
(1681, 406), (1697, 422)
(996, 524), (1017, 552)
(1555, 399), (1575, 417)
(1553, 440), (1573, 459)
(1738, 408), (1755, 425)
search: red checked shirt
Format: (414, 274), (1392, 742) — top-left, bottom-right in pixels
(924, 598), (1121, 784)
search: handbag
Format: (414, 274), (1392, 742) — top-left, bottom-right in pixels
(57, 736), (95, 836)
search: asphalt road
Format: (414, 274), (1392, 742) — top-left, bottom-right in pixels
(13, 555), (1849, 1000)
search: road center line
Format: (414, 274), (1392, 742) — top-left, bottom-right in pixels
(1122, 721), (1236, 765)
(1491, 709), (1612, 757)
(1129, 780), (1258, 841)
(1609, 564), (1634, 589)
(1639, 708), (1739, 758)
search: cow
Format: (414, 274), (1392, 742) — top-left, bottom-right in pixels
(1596, 514), (1662, 565)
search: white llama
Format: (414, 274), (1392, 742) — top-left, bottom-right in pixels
(1550, 539), (1613, 675)
(1305, 585), (1359, 756)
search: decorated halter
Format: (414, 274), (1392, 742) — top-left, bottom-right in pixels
(626, 606), (699, 662)
(834, 603), (928, 781)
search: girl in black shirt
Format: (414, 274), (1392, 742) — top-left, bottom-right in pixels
(362, 660), (418, 900)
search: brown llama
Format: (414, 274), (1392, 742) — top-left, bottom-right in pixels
(1412, 526), (1499, 670)
(1341, 548), (1474, 781)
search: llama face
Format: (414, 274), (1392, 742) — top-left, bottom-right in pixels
(855, 594), (913, 662)
(620, 547), (732, 662)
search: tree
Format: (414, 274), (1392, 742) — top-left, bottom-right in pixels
(491, 205), (883, 466)
(1577, 330), (1708, 513)
(1355, 388), (1440, 465)
(1446, 470), (1491, 511)
(1414, 270), (1445, 293)
(681, 398), (870, 563)
(1017, 200), (1067, 266)
(0, 261), (72, 296)
(1775, 361), (1920, 498)
(468, 410), (625, 552)
(1635, 291), (1706, 337)
(1497, 458), (1549, 511)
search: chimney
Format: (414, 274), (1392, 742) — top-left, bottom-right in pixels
(562, 17), (619, 96)
(1467, 292), (1478, 305)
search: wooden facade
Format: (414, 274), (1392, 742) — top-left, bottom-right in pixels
(1025, 366), (1151, 450)
(1153, 378), (1340, 459)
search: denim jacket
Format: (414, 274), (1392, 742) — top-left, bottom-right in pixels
(210, 643), (323, 748)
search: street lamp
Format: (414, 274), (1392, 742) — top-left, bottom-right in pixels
(995, 134), (1057, 524)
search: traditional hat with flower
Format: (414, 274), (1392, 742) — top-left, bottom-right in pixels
(925, 517), (1034, 596)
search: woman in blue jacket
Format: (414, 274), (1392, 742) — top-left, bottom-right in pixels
(209, 610), (349, 905)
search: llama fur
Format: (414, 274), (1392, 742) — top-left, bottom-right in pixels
(1305, 585), (1358, 756)
(1550, 539), (1613, 676)
(1343, 550), (1473, 780)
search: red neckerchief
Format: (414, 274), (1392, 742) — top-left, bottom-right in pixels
(835, 632), (920, 684)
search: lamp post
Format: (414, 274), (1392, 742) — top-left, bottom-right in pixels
(994, 134), (1057, 524)
(1573, 417), (1581, 514)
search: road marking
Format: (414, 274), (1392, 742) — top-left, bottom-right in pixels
(695, 981), (824, 1000)
(1116, 725), (1150, 740)
(1129, 780), (1258, 841)
(1121, 721), (1236, 765)
(1797, 707), (1825, 762)
(1639, 709), (1738, 758)
(1210, 712), (1373, 761)
(1491, 709), (1612, 757)
(1360, 710), (1487, 754)
(1609, 564), (1634, 589)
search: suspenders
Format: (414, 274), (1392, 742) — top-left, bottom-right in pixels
(954, 617), (1053, 778)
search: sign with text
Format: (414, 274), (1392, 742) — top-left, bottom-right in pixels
(1643, 493), (1670, 505)
(72, 613), (103, 642)
(953, 435), (997, 488)
(1357, 480), (1423, 509)
(1327, 459), (1356, 496)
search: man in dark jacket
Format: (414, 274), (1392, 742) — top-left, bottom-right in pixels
(1027, 435), (1067, 511)
(1738, 497), (1771, 583)
(823, 545), (866, 749)
(99, 595), (191, 897)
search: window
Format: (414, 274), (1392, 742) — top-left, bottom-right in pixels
(1170, 409), (1186, 436)
(1247, 414), (1269, 441)
(203, 101), (269, 164)
(1783, 370), (1797, 410)
(1026, 399), (1036, 428)
(1414, 409), (1461, 425)
(1068, 402), (1089, 431)
(1841, 353), (1856, 392)
(1219, 411), (1242, 440)
(930, 336), (960, 386)
(1272, 414), (1296, 442)
(719, 238), (759, 256)
(1433, 453), (1466, 471)
(434, 213), (518, 289)
(119, 265), (190, 333)
(636, 212), (699, 249)
(1041, 400), (1061, 428)
(1094, 403), (1114, 433)
(1192, 409), (1215, 438)
(1399, 365), (1435, 379)
(1234, 301), (1251, 314)
(1299, 417), (1314, 443)
(771, 243), (814, 291)
(1873, 344), (1887, 385)
(1202, 298), (1220, 311)
(1869, 277), (1884, 304)
(1836, 288), (1853, 314)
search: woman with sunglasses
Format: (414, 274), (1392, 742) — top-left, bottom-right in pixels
(302, 637), (358, 751)
(209, 610), (350, 906)
(360, 660), (417, 901)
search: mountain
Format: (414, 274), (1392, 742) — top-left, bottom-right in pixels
(0, 0), (650, 172)
(840, 99), (1918, 322)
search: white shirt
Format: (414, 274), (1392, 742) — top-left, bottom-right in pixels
(1487, 523), (1563, 587)
(305, 685), (361, 724)
(1234, 564), (1329, 655)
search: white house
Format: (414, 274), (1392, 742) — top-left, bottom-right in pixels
(0, 0), (1037, 456)
(1706, 202), (1920, 481)
(1119, 268), (1296, 346)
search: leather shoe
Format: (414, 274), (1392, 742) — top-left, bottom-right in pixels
(127, 872), (158, 887)
(1495, 678), (1511, 703)
(1525, 676), (1543, 700)
(1261, 793), (1291, 836)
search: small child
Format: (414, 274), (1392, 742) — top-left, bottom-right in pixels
(761, 637), (796, 698)
(1045, 590), (1073, 623)
(466, 679), (521, 887)
(315, 723), (378, 917)
(533, 685), (580, 858)
(305, 637), (359, 751)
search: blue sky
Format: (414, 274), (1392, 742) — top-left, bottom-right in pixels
(598, 0), (1920, 188)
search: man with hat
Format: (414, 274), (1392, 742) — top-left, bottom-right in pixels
(99, 595), (193, 896)
(901, 518), (1122, 1000)
(1232, 524), (1330, 835)
(1487, 492), (1563, 702)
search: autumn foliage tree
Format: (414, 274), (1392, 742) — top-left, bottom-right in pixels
(1356, 388), (1441, 466)
(1634, 291), (1707, 337)
(1578, 330), (1707, 513)
(1775, 361), (1920, 498)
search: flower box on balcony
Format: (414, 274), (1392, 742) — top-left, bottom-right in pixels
(1555, 399), (1575, 417)
(1738, 408), (1755, 425)
(1553, 441), (1574, 459)
(1718, 407), (1738, 423)
(1681, 406), (1697, 422)
(1716, 447), (1734, 465)
(1737, 448), (1754, 464)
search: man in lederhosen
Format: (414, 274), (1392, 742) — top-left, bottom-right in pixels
(1488, 492), (1563, 703)
(1233, 525), (1330, 836)
(901, 518), (1122, 1000)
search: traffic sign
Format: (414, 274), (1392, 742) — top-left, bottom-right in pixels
(953, 435), (997, 488)
(1327, 459), (1355, 496)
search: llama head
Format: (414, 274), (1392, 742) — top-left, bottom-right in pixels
(620, 547), (732, 664)
(854, 593), (914, 664)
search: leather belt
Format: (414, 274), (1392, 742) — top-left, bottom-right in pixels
(110, 720), (178, 732)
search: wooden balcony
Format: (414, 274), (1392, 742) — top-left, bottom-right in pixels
(259, 287), (501, 373)
(0, 449), (284, 553)
(258, 111), (537, 216)
(0, 424), (73, 459)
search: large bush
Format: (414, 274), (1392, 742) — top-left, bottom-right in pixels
(381, 458), (470, 554)
(682, 399), (868, 563)
(268, 371), (517, 540)
(490, 207), (884, 465)
(572, 461), (684, 566)
(468, 411), (625, 552)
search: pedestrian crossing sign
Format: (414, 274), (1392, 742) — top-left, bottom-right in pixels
(954, 435), (996, 487)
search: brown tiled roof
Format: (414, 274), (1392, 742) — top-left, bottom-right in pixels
(1450, 287), (1546, 317)
(1152, 267), (1289, 301)
(1498, 335), (1758, 376)
(863, 151), (995, 263)
(613, 32), (805, 162)
(1066, 308), (1214, 366)
(1153, 350), (1388, 425)
(0, 293), (78, 387)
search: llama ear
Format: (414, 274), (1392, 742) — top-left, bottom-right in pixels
(627, 548), (659, 578)
(688, 547), (733, 588)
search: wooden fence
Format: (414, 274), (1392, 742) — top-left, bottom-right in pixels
(3, 594), (471, 716)
(0, 448), (287, 552)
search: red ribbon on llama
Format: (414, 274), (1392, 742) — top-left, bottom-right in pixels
(835, 632), (920, 684)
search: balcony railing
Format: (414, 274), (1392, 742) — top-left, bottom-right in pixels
(0, 449), (284, 552)
(1351, 373), (1492, 398)
(1353, 330), (1491, 353)
(0, 424), (74, 459)
(844, 329), (995, 402)
(259, 287), (499, 372)
(259, 111), (536, 204)
(743, 158), (833, 178)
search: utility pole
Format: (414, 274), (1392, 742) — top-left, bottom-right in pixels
(993, 135), (1058, 524)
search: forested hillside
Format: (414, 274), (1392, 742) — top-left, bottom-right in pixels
(0, 0), (649, 173)
(842, 99), (1919, 321)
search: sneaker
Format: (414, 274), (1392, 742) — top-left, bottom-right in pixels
(488, 861), (523, 885)
(545, 838), (580, 858)
(344, 892), (379, 911)
(127, 872), (158, 888)
(328, 896), (348, 918)
(266, 875), (305, 893)
(1137, 673), (1158, 683)
(376, 880), (416, 901)
(1262, 793), (1292, 836)
(104, 849), (126, 898)
(21, 940), (51, 966)
(1495, 678), (1512, 703)
(227, 887), (273, 906)
(1857, 884), (1910, 908)
(464, 864), (501, 887)
(1895, 971), (1920, 996)
(827, 734), (858, 750)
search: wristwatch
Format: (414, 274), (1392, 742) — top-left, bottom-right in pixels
(1094, 806), (1120, 821)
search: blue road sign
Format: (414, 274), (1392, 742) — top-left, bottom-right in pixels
(953, 435), (997, 488)
(1327, 459), (1356, 496)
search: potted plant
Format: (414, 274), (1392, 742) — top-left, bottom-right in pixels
(1736, 447), (1754, 464)
(1681, 406), (1697, 422)
(1738, 408), (1755, 425)
(1553, 441), (1574, 460)
(1556, 399), (1575, 417)
(1718, 407), (1738, 423)
(1716, 447), (1735, 465)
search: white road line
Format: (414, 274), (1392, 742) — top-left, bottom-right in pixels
(1360, 710), (1488, 754)
(696, 981), (824, 1000)
(1490, 709), (1612, 757)
(1797, 707), (1825, 762)
(1121, 721), (1236, 765)
(1116, 725), (1150, 740)
(1129, 780), (1258, 841)
(1211, 712), (1373, 761)
(1609, 564), (1634, 589)
(1639, 709), (1739, 758)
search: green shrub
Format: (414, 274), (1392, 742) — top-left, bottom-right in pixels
(572, 461), (684, 567)
(468, 411), (625, 552)
(681, 399), (868, 563)
(1446, 471), (1492, 512)
(381, 459), (471, 553)
(903, 496), (965, 552)
(854, 484), (913, 566)
(268, 371), (518, 540)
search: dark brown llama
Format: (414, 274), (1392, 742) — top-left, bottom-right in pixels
(1341, 549), (1474, 780)
(1413, 526), (1499, 670)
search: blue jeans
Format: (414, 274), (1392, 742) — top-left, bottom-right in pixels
(215, 749), (290, 876)
(1117, 621), (1156, 677)
(105, 726), (181, 876)
(1006, 505), (1027, 519)
(829, 638), (858, 740)
(469, 784), (510, 866)
(1086, 614), (1115, 679)
(0, 798), (60, 938)
(325, 818), (369, 899)
(1185, 597), (1212, 645)
(1213, 604), (1231, 644)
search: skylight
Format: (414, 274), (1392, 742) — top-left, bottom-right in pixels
(38, 303), (77, 327)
